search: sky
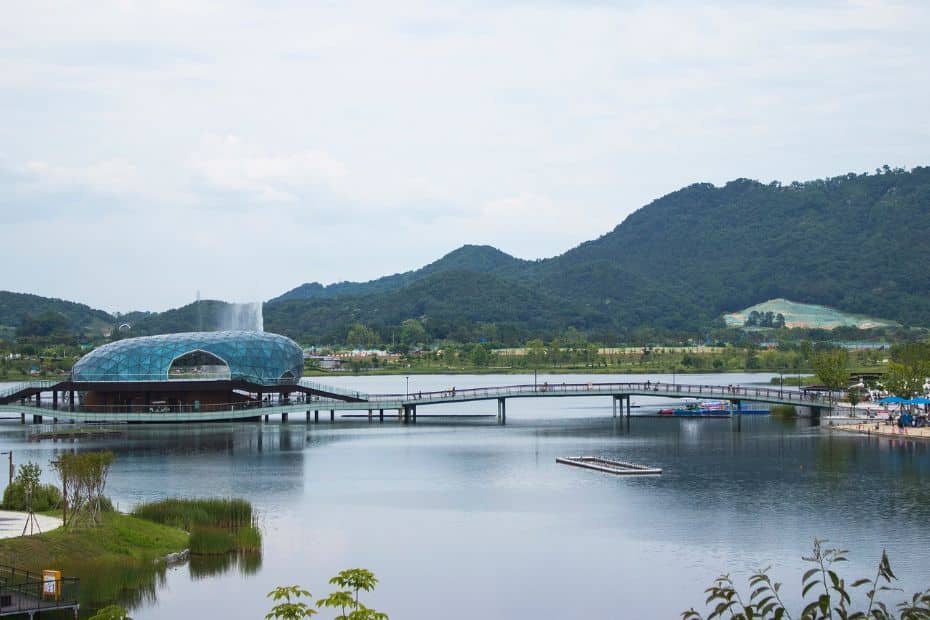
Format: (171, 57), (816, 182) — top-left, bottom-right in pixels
(1, 0), (929, 313)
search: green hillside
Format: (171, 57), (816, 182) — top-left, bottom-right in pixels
(264, 166), (930, 340)
(0, 291), (114, 338)
(6, 166), (929, 345)
(272, 245), (524, 303)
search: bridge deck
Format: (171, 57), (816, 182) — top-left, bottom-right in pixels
(0, 380), (835, 423)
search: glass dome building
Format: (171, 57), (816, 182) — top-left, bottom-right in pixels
(72, 331), (304, 385)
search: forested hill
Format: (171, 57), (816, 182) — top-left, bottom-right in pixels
(7, 166), (930, 344)
(263, 166), (930, 342)
(271, 245), (524, 303)
(556, 168), (930, 325)
(0, 291), (114, 337)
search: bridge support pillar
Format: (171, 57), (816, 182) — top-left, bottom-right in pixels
(497, 398), (506, 425)
(733, 399), (742, 432)
(612, 396), (618, 418)
(282, 412), (288, 423)
(20, 413), (25, 425)
(412, 405), (417, 424)
(306, 410), (311, 423)
(330, 409), (335, 422)
(379, 409), (384, 423)
(626, 395), (631, 417)
(264, 414), (269, 423)
(69, 390), (75, 412)
(314, 410), (319, 423)
(810, 406), (823, 426)
(368, 409), (372, 423)
(53, 390), (58, 411)
(33, 414), (42, 424)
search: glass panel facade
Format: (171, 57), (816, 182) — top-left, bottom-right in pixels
(72, 331), (303, 385)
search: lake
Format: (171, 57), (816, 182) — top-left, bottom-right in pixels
(3, 372), (929, 618)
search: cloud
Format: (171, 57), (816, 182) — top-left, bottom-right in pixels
(1, 0), (928, 310)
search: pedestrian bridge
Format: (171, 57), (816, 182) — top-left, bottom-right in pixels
(0, 379), (834, 424)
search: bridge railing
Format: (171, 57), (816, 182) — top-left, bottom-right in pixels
(298, 379), (369, 400)
(0, 380), (60, 400)
(362, 381), (835, 407)
(0, 392), (350, 415)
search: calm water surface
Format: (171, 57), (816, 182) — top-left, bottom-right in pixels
(3, 372), (929, 618)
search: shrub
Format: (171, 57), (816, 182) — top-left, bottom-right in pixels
(684, 539), (930, 619)
(2, 481), (62, 512)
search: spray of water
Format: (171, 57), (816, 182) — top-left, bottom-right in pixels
(220, 302), (264, 332)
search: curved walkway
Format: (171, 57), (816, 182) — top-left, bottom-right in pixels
(0, 510), (62, 538)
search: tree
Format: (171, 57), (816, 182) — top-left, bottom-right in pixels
(883, 343), (930, 398)
(812, 349), (848, 406)
(346, 324), (378, 350)
(399, 319), (428, 350)
(52, 451), (115, 527)
(266, 586), (316, 619)
(318, 568), (387, 620)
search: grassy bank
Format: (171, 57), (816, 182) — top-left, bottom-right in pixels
(0, 511), (188, 569)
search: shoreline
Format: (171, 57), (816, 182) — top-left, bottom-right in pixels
(829, 422), (930, 441)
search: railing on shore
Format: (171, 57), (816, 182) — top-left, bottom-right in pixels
(0, 565), (80, 616)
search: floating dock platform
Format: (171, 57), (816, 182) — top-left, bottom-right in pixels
(556, 456), (662, 475)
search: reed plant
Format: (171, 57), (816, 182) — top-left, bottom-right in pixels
(132, 498), (253, 530)
(235, 525), (262, 553)
(188, 527), (236, 555)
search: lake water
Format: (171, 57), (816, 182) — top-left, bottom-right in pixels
(3, 372), (930, 618)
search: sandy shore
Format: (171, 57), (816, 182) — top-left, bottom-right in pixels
(0, 510), (62, 538)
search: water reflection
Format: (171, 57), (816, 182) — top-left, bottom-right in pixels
(190, 552), (262, 581)
(2, 373), (930, 619)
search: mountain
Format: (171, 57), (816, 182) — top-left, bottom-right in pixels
(0, 291), (114, 337)
(271, 245), (525, 303)
(7, 166), (929, 345)
(264, 166), (930, 341)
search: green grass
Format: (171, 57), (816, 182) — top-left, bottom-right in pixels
(0, 511), (188, 570)
(131, 498), (253, 530)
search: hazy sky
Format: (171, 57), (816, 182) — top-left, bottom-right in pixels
(2, 1), (928, 312)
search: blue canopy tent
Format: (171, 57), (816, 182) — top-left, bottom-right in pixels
(878, 396), (906, 404)
(908, 397), (930, 405)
